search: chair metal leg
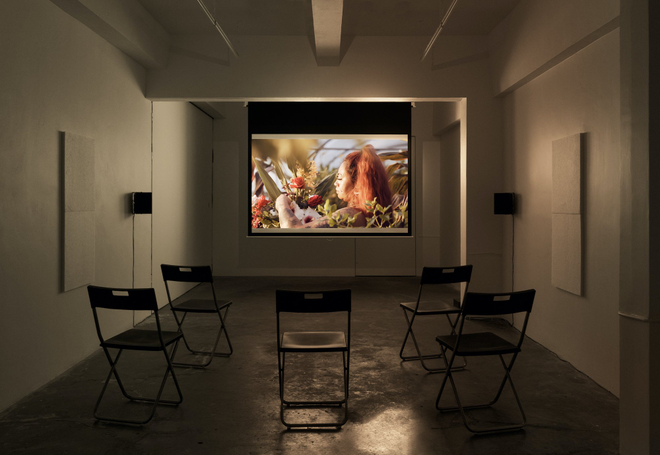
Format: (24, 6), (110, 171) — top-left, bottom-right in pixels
(434, 344), (457, 410)
(278, 352), (285, 402)
(435, 349), (526, 433)
(399, 309), (467, 373)
(487, 353), (521, 407)
(279, 351), (349, 429)
(93, 346), (183, 425)
(172, 306), (233, 368)
(99, 348), (131, 401)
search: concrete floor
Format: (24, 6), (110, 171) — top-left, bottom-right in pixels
(0, 276), (618, 454)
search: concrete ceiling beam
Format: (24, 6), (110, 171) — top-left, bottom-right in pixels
(51, 0), (170, 69)
(311, 0), (343, 66)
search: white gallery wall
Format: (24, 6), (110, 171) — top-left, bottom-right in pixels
(493, 1), (621, 394)
(152, 102), (214, 305)
(438, 124), (462, 267)
(0, 4), (215, 414)
(0, 2), (152, 412)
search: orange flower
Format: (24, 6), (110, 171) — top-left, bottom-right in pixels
(252, 211), (261, 228)
(256, 195), (268, 209)
(290, 177), (305, 189)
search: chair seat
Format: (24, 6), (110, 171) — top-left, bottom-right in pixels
(436, 332), (520, 356)
(102, 329), (183, 351)
(400, 299), (460, 315)
(281, 331), (347, 352)
(171, 298), (231, 313)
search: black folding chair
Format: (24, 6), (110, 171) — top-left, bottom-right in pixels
(161, 264), (233, 368)
(399, 265), (472, 372)
(435, 289), (536, 434)
(276, 289), (351, 429)
(87, 286), (183, 425)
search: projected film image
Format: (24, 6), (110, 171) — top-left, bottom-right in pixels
(250, 135), (410, 234)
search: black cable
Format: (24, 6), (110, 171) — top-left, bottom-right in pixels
(511, 212), (515, 326)
(150, 102), (154, 290)
(132, 213), (135, 326)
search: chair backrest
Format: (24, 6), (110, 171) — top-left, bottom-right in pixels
(88, 286), (163, 346)
(420, 265), (473, 285)
(88, 286), (158, 311)
(276, 290), (351, 353)
(454, 289), (536, 350)
(416, 266), (472, 309)
(461, 290), (535, 316)
(161, 264), (213, 283)
(276, 289), (351, 313)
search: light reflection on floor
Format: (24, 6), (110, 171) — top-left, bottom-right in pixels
(354, 407), (414, 454)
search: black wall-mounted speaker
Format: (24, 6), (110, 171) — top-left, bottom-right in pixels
(494, 192), (515, 215)
(132, 192), (152, 214)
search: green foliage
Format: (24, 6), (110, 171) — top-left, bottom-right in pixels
(378, 151), (409, 162)
(386, 162), (402, 178)
(379, 150), (409, 195)
(259, 214), (280, 228)
(252, 199), (280, 229)
(271, 160), (289, 191)
(317, 200), (358, 228)
(389, 174), (408, 195)
(365, 197), (408, 228)
(392, 201), (409, 228)
(253, 158), (281, 202)
(314, 172), (337, 199)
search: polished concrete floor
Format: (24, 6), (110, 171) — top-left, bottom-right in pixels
(0, 276), (618, 454)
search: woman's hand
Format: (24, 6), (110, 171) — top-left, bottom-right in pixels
(275, 194), (292, 213)
(275, 194), (302, 228)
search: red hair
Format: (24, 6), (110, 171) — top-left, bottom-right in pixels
(343, 145), (392, 214)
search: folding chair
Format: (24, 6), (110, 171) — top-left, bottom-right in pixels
(399, 265), (472, 372)
(276, 289), (351, 429)
(435, 289), (536, 434)
(161, 264), (233, 368)
(87, 285), (183, 425)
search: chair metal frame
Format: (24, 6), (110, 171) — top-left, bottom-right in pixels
(399, 265), (473, 373)
(435, 289), (536, 434)
(161, 264), (233, 368)
(276, 289), (351, 430)
(87, 285), (184, 425)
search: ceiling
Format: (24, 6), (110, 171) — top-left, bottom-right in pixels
(135, 0), (522, 37)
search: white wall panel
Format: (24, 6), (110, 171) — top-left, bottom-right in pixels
(551, 133), (583, 295)
(63, 132), (95, 291)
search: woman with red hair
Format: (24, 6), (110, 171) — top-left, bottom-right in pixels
(276, 144), (392, 228)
